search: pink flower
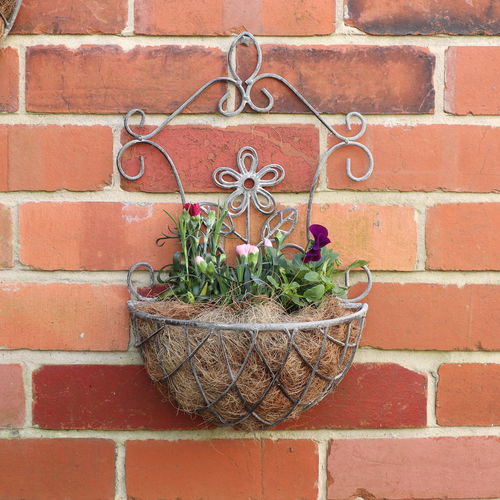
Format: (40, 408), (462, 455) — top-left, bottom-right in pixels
(236, 243), (259, 257)
(183, 202), (201, 217)
(194, 255), (207, 273)
(263, 238), (273, 247)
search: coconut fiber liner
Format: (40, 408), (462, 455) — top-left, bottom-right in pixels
(132, 297), (362, 430)
(0, 0), (16, 35)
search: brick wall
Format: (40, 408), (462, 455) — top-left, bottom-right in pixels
(1, 1), (499, 499)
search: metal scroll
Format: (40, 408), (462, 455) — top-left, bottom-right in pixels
(118, 32), (373, 303)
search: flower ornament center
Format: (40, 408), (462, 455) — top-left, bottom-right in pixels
(213, 146), (285, 217)
(243, 177), (255, 189)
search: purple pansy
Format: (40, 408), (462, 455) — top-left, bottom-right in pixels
(302, 224), (331, 263)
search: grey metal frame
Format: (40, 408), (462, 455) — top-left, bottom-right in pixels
(0, 0), (22, 38)
(118, 32), (374, 428)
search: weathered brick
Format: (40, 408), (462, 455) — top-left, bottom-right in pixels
(296, 204), (417, 271)
(0, 439), (115, 500)
(33, 365), (204, 430)
(127, 439), (318, 500)
(26, 45), (226, 114)
(361, 283), (500, 351)
(437, 364), (500, 426)
(0, 365), (25, 428)
(345, 0), (500, 35)
(227, 202), (417, 271)
(120, 125), (319, 193)
(0, 283), (129, 350)
(0, 48), (18, 112)
(0, 125), (113, 191)
(328, 436), (500, 499)
(0, 204), (13, 268)
(32, 363), (426, 431)
(19, 202), (417, 271)
(426, 203), (500, 270)
(13, 0), (127, 34)
(238, 45), (435, 114)
(19, 202), (181, 271)
(446, 47), (500, 115)
(279, 363), (426, 430)
(135, 0), (335, 35)
(328, 125), (500, 193)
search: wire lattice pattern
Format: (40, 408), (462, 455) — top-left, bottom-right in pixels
(130, 302), (367, 429)
(0, 0), (22, 37)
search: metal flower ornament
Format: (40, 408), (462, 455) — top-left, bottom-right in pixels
(213, 146), (286, 244)
(214, 146), (284, 217)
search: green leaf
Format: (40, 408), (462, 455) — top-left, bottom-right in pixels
(345, 260), (369, 272)
(304, 271), (320, 282)
(267, 276), (280, 288)
(304, 284), (325, 302)
(291, 296), (306, 307)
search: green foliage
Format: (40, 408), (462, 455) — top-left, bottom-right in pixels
(155, 205), (367, 311)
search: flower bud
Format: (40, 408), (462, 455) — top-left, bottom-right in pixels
(206, 261), (215, 276)
(183, 202), (201, 217)
(236, 243), (259, 258)
(194, 255), (207, 273)
(205, 210), (216, 227)
(263, 238), (273, 248)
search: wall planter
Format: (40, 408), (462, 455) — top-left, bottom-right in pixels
(118, 32), (374, 430)
(0, 0), (22, 38)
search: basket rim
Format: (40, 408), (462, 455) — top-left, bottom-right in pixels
(128, 300), (368, 331)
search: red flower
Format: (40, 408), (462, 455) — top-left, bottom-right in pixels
(183, 202), (201, 217)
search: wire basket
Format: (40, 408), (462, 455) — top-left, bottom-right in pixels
(0, 0), (22, 38)
(129, 297), (368, 430)
(118, 32), (375, 429)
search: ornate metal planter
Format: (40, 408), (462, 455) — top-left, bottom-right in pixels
(0, 0), (22, 38)
(119, 32), (374, 429)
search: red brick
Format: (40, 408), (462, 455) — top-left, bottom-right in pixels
(0, 439), (115, 500)
(26, 45), (226, 114)
(0, 204), (12, 268)
(231, 203), (417, 271)
(437, 364), (500, 426)
(19, 202), (178, 271)
(127, 439), (318, 500)
(297, 204), (417, 271)
(361, 283), (500, 351)
(33, 365), (204, 430)
(328, 436), (500, 500)
(0, 283), (129, 350)
(13, 0), (127, 34)
(19, 202), (417, 271)
(446, 47), (500, 115)
(135, 0), (335, 35)
(279, 363), (426, 430)
(426, 203), (500, 270)
(0, 48), (18, 112)
(238, 45), (435, 114)
(345, 0), (500, 35)
(328, 125), (500, 193)
(0, 125), (113, 191)
(0, 365), (25, 428)
(120, 125), (319, 193)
